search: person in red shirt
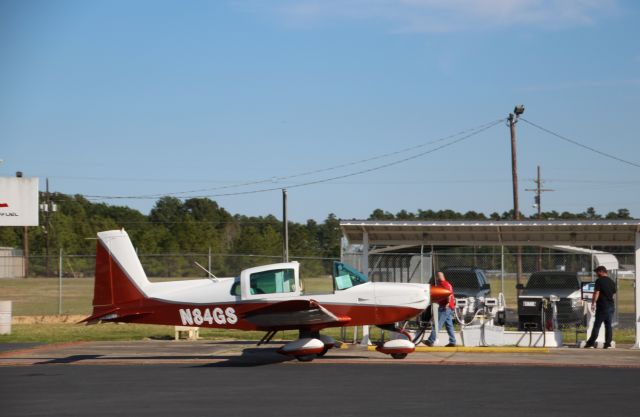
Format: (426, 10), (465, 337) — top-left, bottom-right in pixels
(424, 271), (457, 347)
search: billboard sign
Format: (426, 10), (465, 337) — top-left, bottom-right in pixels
(0, 177), (39, 226)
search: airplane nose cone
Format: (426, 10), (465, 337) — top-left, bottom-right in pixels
(430, 286), (452, 302)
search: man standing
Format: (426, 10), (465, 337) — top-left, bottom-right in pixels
(424, 271), (457, 347)
(584, 265), (617, 349)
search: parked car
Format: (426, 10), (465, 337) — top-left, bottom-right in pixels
(441, 267), (491, 299)
(440, 267), (491, 319)
(516, 271), (586, 330)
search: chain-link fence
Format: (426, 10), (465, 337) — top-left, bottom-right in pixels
(343, 248), (636, 333)
(0, 252), (338, 316)
(2, 252), (338, 279)
(1, 247), (635, 336)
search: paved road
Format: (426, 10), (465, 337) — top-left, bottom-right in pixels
(0, 343), (42, 353)
(1, 363), (638, 417)
(3, 339), (640, 367)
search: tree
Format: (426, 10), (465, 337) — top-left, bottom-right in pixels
(583, 207), (601, 219)
(606, 208), (631, 219)
(369, 209), (395, 220)
(318, 214), (341, 258)
(149, 197), (187, 224)
(396, 209), (415, 220)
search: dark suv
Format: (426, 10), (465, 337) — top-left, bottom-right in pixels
(441, 267), (491, 300)
(516, 271), (586, 329)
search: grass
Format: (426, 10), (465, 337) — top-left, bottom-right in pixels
(2, 322), (636, 345)
(0, 277), (94, 316)
(0, 323), (355, 344)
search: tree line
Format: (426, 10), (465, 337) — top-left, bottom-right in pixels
(368, 207), (633, 221)
(0, 192), (633, 277)
(0, 194), (341, 276)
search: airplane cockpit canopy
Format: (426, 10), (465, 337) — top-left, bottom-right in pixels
(249, 268), (296, 295)
(230, 267), (297, 297)
(333, 262), (368, 291)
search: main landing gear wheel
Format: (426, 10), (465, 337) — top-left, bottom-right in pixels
(317, 346), (330, 357)
(295, 354), (317, 362)
(391, 353), (408, 360)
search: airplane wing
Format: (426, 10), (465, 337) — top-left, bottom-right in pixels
(242, 299), (351, 330)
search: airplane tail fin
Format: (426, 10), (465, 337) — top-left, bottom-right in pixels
(83, 229), (152, 323)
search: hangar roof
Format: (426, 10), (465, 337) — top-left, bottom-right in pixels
(340, 220), (640, 247)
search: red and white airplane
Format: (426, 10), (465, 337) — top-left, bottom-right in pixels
(84, 229), (451, 361)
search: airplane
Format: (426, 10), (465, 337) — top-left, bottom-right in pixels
(83, 229), (452, 362)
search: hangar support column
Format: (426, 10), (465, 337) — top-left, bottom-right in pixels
(362, 230), (369, 275)
(360, 230), (370, 346)
(634, 231), (640, 349)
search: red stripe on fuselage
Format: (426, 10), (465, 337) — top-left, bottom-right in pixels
(105, 298), (422, 331)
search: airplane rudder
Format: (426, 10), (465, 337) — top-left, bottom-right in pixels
(93, 231), (147, 307)
(93, 238), (114, 308)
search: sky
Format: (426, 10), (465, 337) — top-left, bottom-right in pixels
(1, 0), (639, 222)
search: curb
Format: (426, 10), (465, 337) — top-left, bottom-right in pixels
(367, 345), (549, 353)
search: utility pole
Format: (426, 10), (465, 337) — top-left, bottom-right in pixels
(508, 105), (525, 220)
(41, 178), (57, 277)
(45, 178), (51, 277)
(23, 225), (28, 277)
(16, 171), (29, 277)
(15, 171), (29, 278)
(282, 189), (289, 263)
(526, 166), (554, 270)
(525, 165), (554, 219)
(508, 105), (525, 290)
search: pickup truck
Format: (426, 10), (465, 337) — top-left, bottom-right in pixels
(516, 271), (586, 330)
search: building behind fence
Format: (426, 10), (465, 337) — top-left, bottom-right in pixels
(0, 248), (24, 278)
(344, 247), (636, 331)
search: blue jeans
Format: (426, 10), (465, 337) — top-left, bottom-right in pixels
(427, 306), (456, 345)
(587, 305), (614, 346)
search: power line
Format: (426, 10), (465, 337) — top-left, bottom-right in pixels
(147, 118), (504, 198)
(521, 118), (640, 168)
(85, 119), (503, 200)
(86, 119), (503, 200)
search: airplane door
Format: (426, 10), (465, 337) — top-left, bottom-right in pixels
(240, 264), (301, 301)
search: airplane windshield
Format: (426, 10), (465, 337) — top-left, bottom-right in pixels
(333, 262), (368, 291)
(526, 274), (579, 289)
(249, 268), (296, 294)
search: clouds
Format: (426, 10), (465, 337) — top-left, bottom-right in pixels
(247, 0), (621, 32)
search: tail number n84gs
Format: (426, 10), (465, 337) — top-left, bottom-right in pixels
(179, 307), (237, 326)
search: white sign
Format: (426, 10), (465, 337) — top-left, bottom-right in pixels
(0, 177), (39, 226)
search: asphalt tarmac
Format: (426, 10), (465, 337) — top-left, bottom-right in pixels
(1, 341), (639, 417)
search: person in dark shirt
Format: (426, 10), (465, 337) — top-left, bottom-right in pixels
(584, 265), (617, 349)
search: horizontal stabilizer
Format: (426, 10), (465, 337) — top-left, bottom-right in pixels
(81, 308), (152, 324)
(80, 307), (120, 324)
